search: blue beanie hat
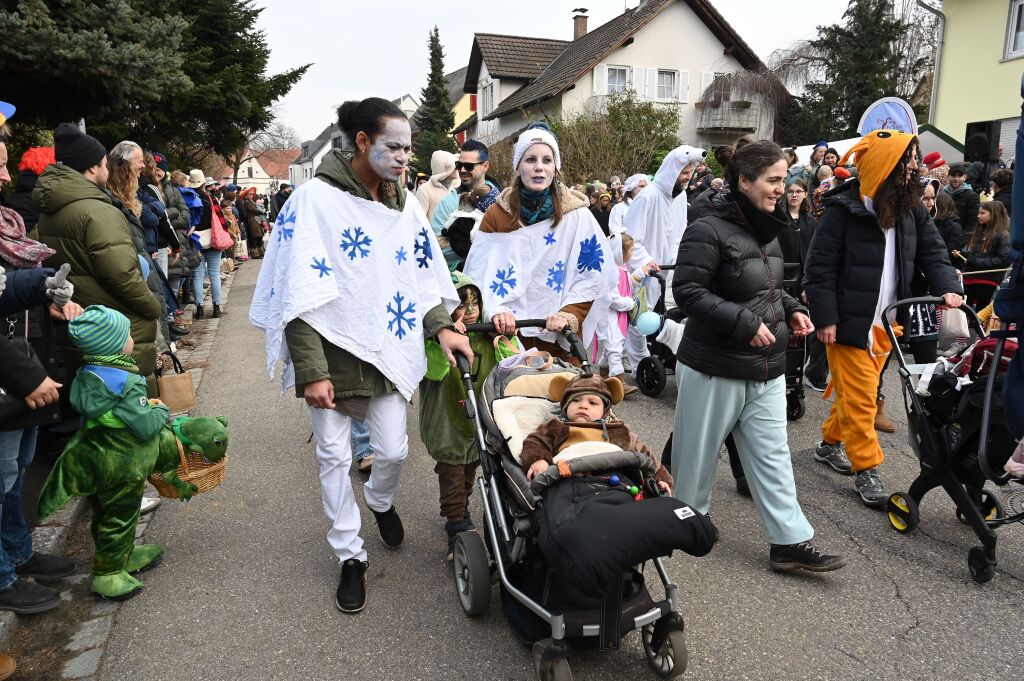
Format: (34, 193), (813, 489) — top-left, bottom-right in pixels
(69, 306), (132, 355)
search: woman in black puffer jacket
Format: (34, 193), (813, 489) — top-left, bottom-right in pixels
(804, 131), (962, 509)
(671, 140), (846, 574)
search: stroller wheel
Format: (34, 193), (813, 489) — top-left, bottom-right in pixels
(886, 493), (919, 534)
(453, 531), (491, 617)
(956, 491), (1007, 527)
(643, 623), (687, 679)
(636, 357), (666, 397)
(967, 546), (996, 584)
(786, 395), (806, 421)
(533, 639), (572, 681)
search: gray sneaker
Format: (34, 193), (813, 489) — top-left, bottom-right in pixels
(814, 441), (853, 474)
(855, 468), (887, 507)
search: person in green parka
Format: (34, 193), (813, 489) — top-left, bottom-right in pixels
(419, 273), (497, 561)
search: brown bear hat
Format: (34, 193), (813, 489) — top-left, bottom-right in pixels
(548, 372), (624, 414)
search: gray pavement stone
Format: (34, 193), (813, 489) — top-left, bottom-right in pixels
(66, 616), (113, 652)
(63, 648), (103, 679)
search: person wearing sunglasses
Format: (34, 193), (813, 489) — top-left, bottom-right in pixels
(430, 140), (501, 268)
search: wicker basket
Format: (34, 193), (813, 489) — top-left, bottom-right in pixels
(148, 438), (228, 499)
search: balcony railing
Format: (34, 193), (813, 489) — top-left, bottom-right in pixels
(695, 101), (759, 133)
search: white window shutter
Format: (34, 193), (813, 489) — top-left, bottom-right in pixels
(646, 68), (658, 100)
(630, 66), (645, 95)
(678, 70), (690, 103)
(593, 65), (607, 97)
(700, 71), (715, 100)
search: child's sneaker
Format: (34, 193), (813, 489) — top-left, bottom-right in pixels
(444, 520), (469, 562)
(769, 541), (846, 572)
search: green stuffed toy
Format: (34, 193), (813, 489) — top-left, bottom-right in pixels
(38, 416), (229, 600)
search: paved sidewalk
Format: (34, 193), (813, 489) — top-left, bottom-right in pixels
(97, 261), (1024, 681)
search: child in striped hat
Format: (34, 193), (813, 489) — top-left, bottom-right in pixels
(37, 305), (171, 599)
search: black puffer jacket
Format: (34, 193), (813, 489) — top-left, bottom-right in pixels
(804, 180), (962, 350)
(777, 210), (815, 295)
(673, 190), (806, 382)
(945, 184), (979, 236)
(933, 213), (963, 262)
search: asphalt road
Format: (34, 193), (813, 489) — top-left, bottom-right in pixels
(99, 262), (1023, 681)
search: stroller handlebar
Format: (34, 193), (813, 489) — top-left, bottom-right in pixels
(462, 319), (548, 334)
(457, 319), (591, 370)
(881, 297), (984, 374)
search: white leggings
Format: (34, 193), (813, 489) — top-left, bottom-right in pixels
(308, 392), (409, 562)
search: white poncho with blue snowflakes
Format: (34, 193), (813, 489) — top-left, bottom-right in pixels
(463, 207), (615, 350)
(248, 179), (460, 400)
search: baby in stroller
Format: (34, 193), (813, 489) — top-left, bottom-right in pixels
(519, 372), (716, 601)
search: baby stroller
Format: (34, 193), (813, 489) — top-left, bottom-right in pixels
(452, 320), (699, 680)
(635, 265), (681, 398)
(783, 263), (806, 421)
(881, 297), (1021, 583)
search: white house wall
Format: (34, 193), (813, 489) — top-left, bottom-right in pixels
(560, 0), (772, 146)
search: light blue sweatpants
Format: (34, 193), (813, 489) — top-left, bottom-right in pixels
(672, 363), (814, 546)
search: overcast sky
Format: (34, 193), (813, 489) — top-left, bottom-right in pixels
(255, 0), (849, 143)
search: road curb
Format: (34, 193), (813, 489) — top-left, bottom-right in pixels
(1, 268), (240, 676)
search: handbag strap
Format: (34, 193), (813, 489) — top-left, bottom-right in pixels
(163, 351), (185, 375)
(5, 311), (28, 341)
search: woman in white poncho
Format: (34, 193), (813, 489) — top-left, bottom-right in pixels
(248, 98), (471, 614)
(464, 122), (613, 361)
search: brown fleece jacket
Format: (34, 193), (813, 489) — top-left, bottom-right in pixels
(521, 417), (673, 486)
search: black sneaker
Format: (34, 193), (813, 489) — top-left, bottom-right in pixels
(0, 578), (61, 614)
(769, 542), (846, 572)
(814, 441), (853, 474)
(463, 507), (475, 531)
(855, 468), (887, 507)
(15, 552), (76, 580)
(444, 520), (469, 562)
(336, 559), (367, 614)
(372, 506), (405, 548)
(804, 376), (828, 392)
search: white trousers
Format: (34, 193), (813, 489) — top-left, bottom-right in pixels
(308, 392), (409, 562)
(598, 325), (626, 377)
(625, 325), (650, 370)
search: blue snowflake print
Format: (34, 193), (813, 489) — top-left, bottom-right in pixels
(490, 265), (517, 298)
(544, 232), (557, 246)
(576, 235), (604, 273)
(310, 257), (333, 278)
(386, 292), (417, 339)
(339, 226), (372, 260)
(546, 260), (565, 293)
(414, 228), (433, 268)
(270, 287), (275, 298)
(276, 224), (294, 242)
(276, 205), (297, 242)
(395, 247), (408, 264)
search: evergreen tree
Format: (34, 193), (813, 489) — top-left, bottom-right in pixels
(413, 26), (457, 175)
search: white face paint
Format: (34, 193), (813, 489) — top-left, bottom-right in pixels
(518, 143), (555, 192)
(367, 118), (412, 181)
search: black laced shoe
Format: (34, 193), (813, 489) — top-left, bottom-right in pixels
(372, 506), (405, 548)
(336, 559), (367, 614)
(212, 304), (222, 318)
(16, 552), (76, 580)
(0, 578), (61, 614)
(769, 541), (846, 572)
(855, 468), (887, 507)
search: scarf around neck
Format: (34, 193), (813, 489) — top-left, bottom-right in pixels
(83, 353), (137, 370)
(519, 186), (555, 226)
(0, 206), (55, 268)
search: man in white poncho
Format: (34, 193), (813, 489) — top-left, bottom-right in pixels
(249, 98), (471, 615)
(464, 122), (615, 359)
(621, 144), (706, 367)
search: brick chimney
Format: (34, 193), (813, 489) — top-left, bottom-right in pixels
(573, 8), (589, 40)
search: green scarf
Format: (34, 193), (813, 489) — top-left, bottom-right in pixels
(519, 185), (555, 225)
(82, 353), (137, 369)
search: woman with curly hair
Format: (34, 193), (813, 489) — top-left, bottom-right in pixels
(804, 131), (963, 508)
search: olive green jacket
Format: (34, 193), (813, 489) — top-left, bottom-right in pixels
(285, 150), (453, 399)
(34, 164), (161, 388)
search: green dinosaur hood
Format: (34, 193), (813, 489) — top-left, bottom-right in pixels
(314, 149), (406, 211)
(451, 271), (484, 321)
(33, 163), (114, 215)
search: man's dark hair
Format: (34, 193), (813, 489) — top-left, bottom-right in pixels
(336, 97), (407, 145)
(991, 168), (1013, 189)
(461, 139), (489, 161)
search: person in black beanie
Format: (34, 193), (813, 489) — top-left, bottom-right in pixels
(53, 123), (107, 176)
(34, 124), (162, 395)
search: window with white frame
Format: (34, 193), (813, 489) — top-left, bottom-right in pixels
(657, 70), (678, 100)
(1007, 0), (1024, 59)
(480, 81), (494, 115)
(607, 66), (629, 94)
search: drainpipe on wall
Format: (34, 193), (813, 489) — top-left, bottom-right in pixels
(917, 0), (946, 125)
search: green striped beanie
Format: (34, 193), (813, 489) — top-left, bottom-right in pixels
(69, 305), (132, 356)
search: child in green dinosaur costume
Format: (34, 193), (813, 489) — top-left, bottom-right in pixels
(36, 306), (229, 600)
(419, 273), (497, 561)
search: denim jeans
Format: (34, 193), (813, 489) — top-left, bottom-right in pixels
(0, 427), (38, 589)
(191, 248), (223, 307)
(351, 418), (373, 462)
